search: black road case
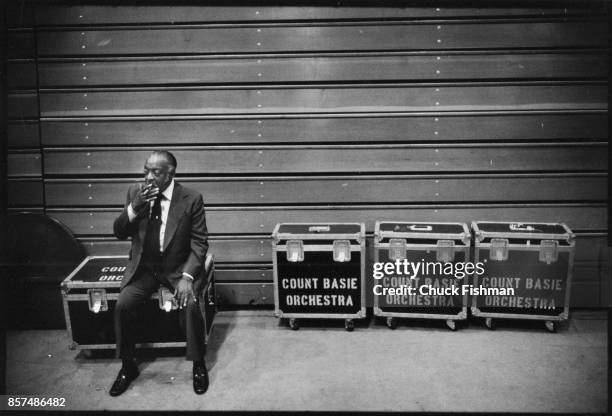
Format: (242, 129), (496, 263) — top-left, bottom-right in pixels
(373, 221), (471, 330)
(272, 223), (366, 331)
(61, 254), (216, 350)
(471, 221), (575, 332)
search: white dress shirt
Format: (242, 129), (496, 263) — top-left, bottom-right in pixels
(127, 180), (193, 281)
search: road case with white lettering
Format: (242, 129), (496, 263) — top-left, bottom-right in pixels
(373, 221), (471, 330)
(471, 221), (575, 332)
(272, 223), (366, 331)
(61, 255), (216, 350)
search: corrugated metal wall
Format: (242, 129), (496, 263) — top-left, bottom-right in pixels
(5, 2), (608, 307)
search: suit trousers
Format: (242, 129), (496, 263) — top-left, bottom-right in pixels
(114, 265), (206, 361)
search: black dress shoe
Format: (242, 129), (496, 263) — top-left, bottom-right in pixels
(193, 363), (209, 395)
(109, 366), (139, 397)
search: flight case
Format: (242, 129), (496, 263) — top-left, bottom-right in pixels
(61, 254), (216, 350)
(373, 221), (471, 330)
(471, 221), (575, 332)
(272, 223), (366, 331)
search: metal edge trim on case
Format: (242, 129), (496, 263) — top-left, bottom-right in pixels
(372, 247), (470, 320)
(275, 245), (362, 251)
(273, 223), (367, 320)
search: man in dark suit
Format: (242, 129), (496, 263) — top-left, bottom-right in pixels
(110, 150), (209, 396)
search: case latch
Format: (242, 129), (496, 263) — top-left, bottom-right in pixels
(388, 238), (407, 261)
(490, 238), (509, 261)
(539, 240), (558, 264)
(286, 240), (304, 262)
(436, 240), (455, 262)
(158, 287), (178, 312)
(333, 240), (351, 262)
(87, 289), (108, 313)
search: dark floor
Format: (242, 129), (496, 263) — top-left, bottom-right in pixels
(5, 309), (608, 412)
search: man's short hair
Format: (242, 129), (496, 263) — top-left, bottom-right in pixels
(151, 150), (177, 172)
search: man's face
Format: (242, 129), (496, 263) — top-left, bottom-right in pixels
(143, 154), (173, 192)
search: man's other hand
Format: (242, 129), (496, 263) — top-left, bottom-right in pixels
(176, 277), (196, 308)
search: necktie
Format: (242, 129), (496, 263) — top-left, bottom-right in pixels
(144, 194), (163, 256)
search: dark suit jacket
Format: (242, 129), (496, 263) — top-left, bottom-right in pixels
(113, 182), (209, 290)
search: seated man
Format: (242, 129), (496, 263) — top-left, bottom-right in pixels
(111, 150), (209, 396)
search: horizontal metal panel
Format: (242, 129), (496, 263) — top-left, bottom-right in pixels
(6, 2), (34, 27)
(77, 233), (606, 264)
(47, 204), (607, 236)
(44, 174), (607, 206)
(39, 85), (607, 117)
(574, 234), (609, 263)
(7, 152), (42, 177)
(8, 122), (40, 148)
(7, 62), (37, 90)
(34, 6), (597, 25)
(39, 114), (609, 145)
(7, 31), (35, 59)
(571, 261), (605, 283)
(571, 276), (603, 308)
(36, 22), (608, 56)
(78, 237), (271, 263)
(8, 93), (39, 120)
(38, 52), (609, 86)
(216, 282), (273, 306)
(215, 269), (273, 282)
(7, 180), (43, 206)
(42, 144), (608, 175)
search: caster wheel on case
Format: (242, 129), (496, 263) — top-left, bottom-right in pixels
(289, 318), (299, 330)
(386, 317), (397, 330)
(345, 319), (354, 332)
(545, 321), (556, 333)
(446, 319), (457, 331)
(485, 317), (496, 330)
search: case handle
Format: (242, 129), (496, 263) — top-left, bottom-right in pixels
(509, 223), (535, 232)
(409, 224), (433, 232)
(309, 225), (331, 233)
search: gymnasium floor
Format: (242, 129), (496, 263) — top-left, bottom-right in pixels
(5, 309), (608, 413)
